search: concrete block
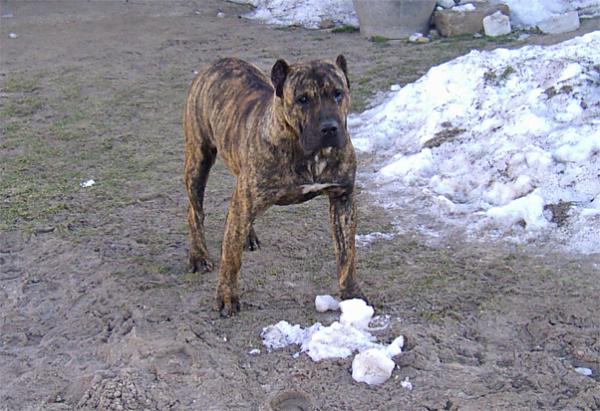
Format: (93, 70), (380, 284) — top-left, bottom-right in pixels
(537, 11), (580, 34)
(433, 1), (510, 37)
(353, 0), (437, 39)
(483, 11), (511, 37)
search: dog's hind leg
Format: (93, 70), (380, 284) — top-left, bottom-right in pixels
(184, 86), (217, 273)
(244, 225), (261, 251)
(184, 141), (216, 273)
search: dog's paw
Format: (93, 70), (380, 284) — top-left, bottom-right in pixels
(215, 294), (241, 317)
(188, 255), (214, 273)
(340, 284), (368, 304)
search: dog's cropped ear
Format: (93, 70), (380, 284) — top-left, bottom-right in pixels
(336, 54), (350, 89)
(271, 59), (289, 98)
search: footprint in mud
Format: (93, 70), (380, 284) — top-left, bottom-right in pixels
(262, 390), (315, 411)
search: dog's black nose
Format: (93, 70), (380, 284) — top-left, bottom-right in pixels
(320, 120), (339, 137)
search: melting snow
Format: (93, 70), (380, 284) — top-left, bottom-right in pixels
(350, 31), (600, 253)
(261, 298), (404, 385)
(236, 0), (358, 29)
(234, 0), (600, 29)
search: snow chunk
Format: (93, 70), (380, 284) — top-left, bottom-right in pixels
(261, 298), (405, 385)
(575, 367), (593, 376)
(80, 179), (95, 188)
(339, 298), (374, 330)
(401, 377), (414, 390)
(304, 321), (378, 361)
(486, 191), (548, 230)
(315, 294), (340, 312)
(352, 348), (395, 385)
(453, 4), (476, 12)
(262, 320), (314, 350)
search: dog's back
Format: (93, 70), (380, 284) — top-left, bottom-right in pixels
(184, 58), (273, 174)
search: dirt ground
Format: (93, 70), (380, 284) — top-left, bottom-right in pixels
(1, 1), (599, 410)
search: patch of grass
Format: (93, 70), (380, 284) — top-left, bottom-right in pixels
(1, 96), (44, 117)
(49, 111), (90, 141)
(484, 65), (515, 86)
(499, 65), (515, 80)
(0, 176), (76, 231)
(423, 124), (466, 149)
(370, 35), (389, 44)
(274, 24), (301, 31)
(2, 75), (39, 93)
(1, 121), (23, 137)
(332, 25), (359, 34)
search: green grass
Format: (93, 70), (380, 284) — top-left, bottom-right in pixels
(1, 96), (44, 117)
(369, 35), (389, 44)
(2, 75), (40, 93)
(332, 25), (359, 34)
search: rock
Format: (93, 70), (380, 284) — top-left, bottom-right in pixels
(483, 11), (511, 37)
(433, 1), (510, 37)
(537, 11), (580, 35)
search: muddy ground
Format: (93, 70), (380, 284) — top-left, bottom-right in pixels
(1, 1), (599, 410)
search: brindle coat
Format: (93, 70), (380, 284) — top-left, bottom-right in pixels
(183, 56), (365, 316)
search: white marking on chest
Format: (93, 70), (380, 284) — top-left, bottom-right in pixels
(301, 183), (340, 194)
(312, 154), (327, 176)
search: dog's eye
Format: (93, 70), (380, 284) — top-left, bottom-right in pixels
(334, 90), (343, 103)
(296, 95), (310, 105)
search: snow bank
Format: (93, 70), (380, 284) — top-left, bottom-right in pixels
(494, 0), (600, 27)
(349, 31), (600, 253)
(235, 0), (600, 29)
(236, 0), (358, 29)
(261, 297), (403, 385)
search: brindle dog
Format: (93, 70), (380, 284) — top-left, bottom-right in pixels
(183, 56), (365, 317)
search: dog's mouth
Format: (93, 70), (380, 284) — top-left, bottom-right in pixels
(299, 129), (347, 154)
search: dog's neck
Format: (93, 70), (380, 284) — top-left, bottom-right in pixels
(266, 96), (302, 152)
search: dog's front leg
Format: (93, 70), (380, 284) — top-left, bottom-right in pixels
(216, 183), (254, 317)
(328, 191), (366, 301)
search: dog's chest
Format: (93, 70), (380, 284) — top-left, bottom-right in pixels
(310, 150), (329, 177)
(299, 148), (341, 194)
(274, 149), (341, 205)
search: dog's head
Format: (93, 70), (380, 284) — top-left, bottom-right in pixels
(271, 55), (351, 154)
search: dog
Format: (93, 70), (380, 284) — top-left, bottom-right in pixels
(183, 55), (365, 316)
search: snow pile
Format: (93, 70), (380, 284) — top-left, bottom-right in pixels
(349, 32), (600, 253)
(236, 0), (358, 29)
(490, 0), (600, 27)
(234, 0), (600, 29)
(261, 297), (404, 385)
